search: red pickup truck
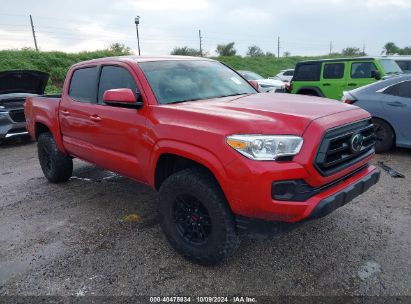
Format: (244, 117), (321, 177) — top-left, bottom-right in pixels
(25, 56), (380, 265)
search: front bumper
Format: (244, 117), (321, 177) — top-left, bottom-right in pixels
(223, 157), (379, 223)
(234, 167), (380, 238)
(0, 111), (28, 139)
(308, 168), (380, 220)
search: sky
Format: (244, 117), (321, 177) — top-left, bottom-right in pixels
(0, 0), (410, 56)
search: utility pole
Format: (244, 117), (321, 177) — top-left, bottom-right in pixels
(198, 30), (203, 56)
(134, 16), (141, 56)
(362, 44), (366, 55)
(277, 36), (280, 58)
(329, 41), (333, 55)
(29, 14), (38, 51)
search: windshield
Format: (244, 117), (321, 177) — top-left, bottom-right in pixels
(139, 60), (256, 104)
(379, 59), (403, 74)
(239, 71), (264, 80)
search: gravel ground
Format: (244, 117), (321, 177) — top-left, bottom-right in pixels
(0, 140), (410, 297)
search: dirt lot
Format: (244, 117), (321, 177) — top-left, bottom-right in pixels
(0, 140), (410, 297)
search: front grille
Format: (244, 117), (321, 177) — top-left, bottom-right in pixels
(9, 110), (26, 122)
(314, 119), (375, 176)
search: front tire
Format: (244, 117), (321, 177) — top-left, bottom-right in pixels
(159, 168), (240, 265)
(372, 118), (394, 153)
(38, 132), (73, 183)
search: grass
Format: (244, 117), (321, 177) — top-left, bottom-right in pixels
(0, 49), (343, 93)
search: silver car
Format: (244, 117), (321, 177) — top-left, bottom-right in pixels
(0, 70), (49, 140)
(342, 75), (411, 152)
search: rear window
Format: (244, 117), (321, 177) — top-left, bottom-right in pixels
(293, 63), (321, 81)
(283, 70), (294, 76)
(323, 63), (345, 79)
(69, 67), (98, 103)
(384, 80), (411, 98)
(395, 60), (411, 72)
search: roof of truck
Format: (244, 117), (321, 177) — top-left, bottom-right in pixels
(72, 55), (215, 67)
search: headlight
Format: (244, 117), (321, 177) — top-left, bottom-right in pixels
(226, 135), (303, 160)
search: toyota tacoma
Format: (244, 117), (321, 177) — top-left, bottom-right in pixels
(24, 56), (380, 264)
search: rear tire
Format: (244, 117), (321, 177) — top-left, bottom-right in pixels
(159, 167), (240, 265)
(372, 118), (395, 153)
(38, 132), (73, 183)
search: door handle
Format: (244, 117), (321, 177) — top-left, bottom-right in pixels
(60, 110), (70, 116)
(387, 101), (406, 107)
(89, 114), (102, 122)
(322, 83), (331, 86)
(347, 83), (357, 86)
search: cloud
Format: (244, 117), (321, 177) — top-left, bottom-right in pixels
(127, 0), (209, 11)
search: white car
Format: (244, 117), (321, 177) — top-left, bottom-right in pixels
(237, 70), (286, 92)
(270, 69), (294, 82)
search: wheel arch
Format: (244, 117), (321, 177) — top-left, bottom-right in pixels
(34, 119), (66, 154)
(150, 141), (230, 194)
(372, 116), (397, 144)
(296, 86), (324, 97)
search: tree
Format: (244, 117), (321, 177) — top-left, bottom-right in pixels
(170, 46), (201, 56)
(216, 42), (236, 56)
(283, 51), (291, 57)
(383, 42), (400, 55)
(341, 47), (362, 56)
(246, 45), (264, 57)
(399, 46), (411, 55)
(265, 51), (275, 57)
(108, 43), (132, 54)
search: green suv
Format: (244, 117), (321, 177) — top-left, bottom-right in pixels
(289, 57), (403, 100)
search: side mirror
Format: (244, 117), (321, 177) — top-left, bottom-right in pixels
(248, 80), (260, 92)
(371, 70), (381, 80)
(103, 88), (143, 108)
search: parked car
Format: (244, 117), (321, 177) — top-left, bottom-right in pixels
(384, 56), (411, 74)
(0, 70), (49, 141)
(25, 56), (379, 265)
(342, 75), (411, 153)
(271, 69), (294, 82)
(237, 70), (286, 92)
(289, 57), (403, 100)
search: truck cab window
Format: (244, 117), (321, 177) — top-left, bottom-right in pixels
(68, 67), (98, 103)
(98, 66), (139, 104)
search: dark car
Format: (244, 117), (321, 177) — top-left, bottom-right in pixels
(0, 70), (49, 141)
(342, 75), (411, 152)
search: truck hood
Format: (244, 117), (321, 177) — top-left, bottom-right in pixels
(0, 70), (49, 95)
(163, 93), (360, 136)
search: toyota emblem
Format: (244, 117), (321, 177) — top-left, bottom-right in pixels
(350, 133), (364, 153)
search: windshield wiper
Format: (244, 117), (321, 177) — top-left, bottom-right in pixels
(166, 98), (205, 104)
(218, 93), (250, 98)
(166, 93), (249, 105)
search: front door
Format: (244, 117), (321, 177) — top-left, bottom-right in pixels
(346, 61), (378, 91)
(87, 64), (149, 182)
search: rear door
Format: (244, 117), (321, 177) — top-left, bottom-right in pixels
(320, 62), (347, 100)
(86, 64), (149, 182)
(346, 61), (378, 91)
(59, 66), (100, 162)
(382, 80), (411, 143)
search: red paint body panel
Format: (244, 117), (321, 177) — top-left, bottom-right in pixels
(25, 56), (378, 223)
